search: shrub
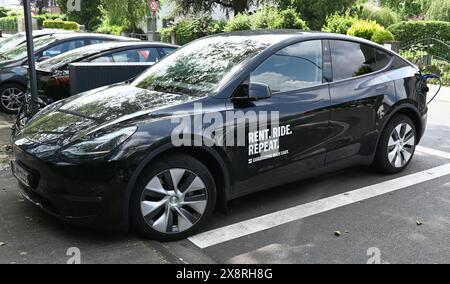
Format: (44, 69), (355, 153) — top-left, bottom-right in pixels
(322, 12), (358, 34)
(43, 20), (79, 30)
(0, 16), (18, 33)
(426, 0), (450, 22)
(224, 12), (252, 32)
(225, 7), (309, 32)
(371, 29), (395, 44)
(387, 21), (450, 43)
(95, 24), (125, 36)
(347, 20), (384, 41)
(160, 26), (174, 43)
(357, 4), (400, 28)
(208, 20), (227, 35)
(251, 7), (283, 29)
(278, 8), (309, 30)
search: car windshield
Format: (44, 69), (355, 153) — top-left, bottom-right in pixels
(1, 36), (57, 61)
(0, 33), (26, 54)
(36, 42), (130, 72)
(131, 35), (285, 96)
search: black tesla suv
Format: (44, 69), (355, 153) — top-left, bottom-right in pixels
(12, 31), (428, 241)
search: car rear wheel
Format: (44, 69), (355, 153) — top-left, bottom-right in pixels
(0, 83), (26, 114)
(131, 154), (216, 241)
(375, 115), (417, 174)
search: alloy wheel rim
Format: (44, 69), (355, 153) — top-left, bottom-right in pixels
(388, 122), (415, 168)
(1, 87), (24, 112)
(140, 168), (208, 234)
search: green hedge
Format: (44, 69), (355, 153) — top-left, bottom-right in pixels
(34, 13), (67, 29)
(347, 20), (385, 41)
(387, 21), (450, 44)
(43, 20), (79, 31)
(0, 16), (18, 33)
(161, 8), (309, 45)
(224, 7), (309, 32)
(95, 24), (125, 36)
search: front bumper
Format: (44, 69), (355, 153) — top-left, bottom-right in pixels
(12, 145), (134, 231)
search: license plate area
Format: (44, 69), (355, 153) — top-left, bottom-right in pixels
(11, 161), (33, 188)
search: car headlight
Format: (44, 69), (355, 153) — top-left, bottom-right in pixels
(62, 126), (137, 158)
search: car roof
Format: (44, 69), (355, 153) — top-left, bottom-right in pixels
(50, 32), (140, 42)
(209, 29), (390, 50)
(51, 41), (177, 59)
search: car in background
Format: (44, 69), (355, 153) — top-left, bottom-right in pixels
(0, 33), (138, 113)
(0, 29), (73, 55)
(35, 41), (178, 102)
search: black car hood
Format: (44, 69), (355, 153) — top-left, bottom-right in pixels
(16, 84), (197, 148)
(0, 59), (21, 69)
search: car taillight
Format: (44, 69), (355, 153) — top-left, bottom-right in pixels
(49, 76), (70, 87)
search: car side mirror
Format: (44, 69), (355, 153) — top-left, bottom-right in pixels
(37, 56), (51, 62)
(233, 82), (272, 102)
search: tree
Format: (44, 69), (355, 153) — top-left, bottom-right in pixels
(278, 0), (357, 30)
(101, 0), (149, 32)
(55, 0), (102, 30)
(170, 0), (264, 16)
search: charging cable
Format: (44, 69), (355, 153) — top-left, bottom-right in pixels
(421, 73), (442, 106)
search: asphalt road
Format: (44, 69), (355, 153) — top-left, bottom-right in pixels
(0, 85), (449, 264)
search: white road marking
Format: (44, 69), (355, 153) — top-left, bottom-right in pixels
(416, 146), (450, 160)
(189, 163), (450, 249)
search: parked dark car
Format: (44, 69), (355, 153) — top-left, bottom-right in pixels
(0, 33), (138, 113)
(12, 31), (429, 241)
(35, 41), (178, 102)
(0, 29), (72, 54)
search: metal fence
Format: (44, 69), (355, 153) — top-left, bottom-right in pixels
(399, 37), (450, 85)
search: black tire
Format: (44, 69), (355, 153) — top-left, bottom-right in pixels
(375, 115), (417, 174)
(0, 83), (26, 114)
(131, 154), (216, 241)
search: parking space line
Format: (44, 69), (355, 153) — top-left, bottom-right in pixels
(188, 163), (450, 249)
(416, 146), (450, 160)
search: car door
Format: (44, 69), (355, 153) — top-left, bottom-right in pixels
(226, 40), (331, 196)
(326, 40), (396, 165)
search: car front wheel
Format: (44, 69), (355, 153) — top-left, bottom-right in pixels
(375, 115), (417, 174)
(131, 154), (216, 241)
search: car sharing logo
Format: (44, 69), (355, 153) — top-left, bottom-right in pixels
(67, 0), (81, 12)
(171, 103), (292, 164)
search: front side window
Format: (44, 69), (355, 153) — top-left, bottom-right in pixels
(330, 40), (393, 81)
(250, 40), (323, 93)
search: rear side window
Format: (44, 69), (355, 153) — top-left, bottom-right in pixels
(251, 40), (323, 93)
(330, 40), (393, 81)
(161, 47), (177, 56)
(90, 55), (114, 63)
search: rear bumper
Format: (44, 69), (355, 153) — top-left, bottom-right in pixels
(12, 145), (134, 231)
